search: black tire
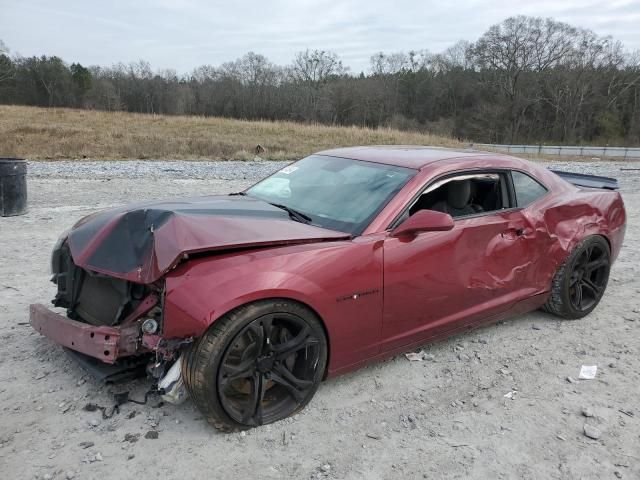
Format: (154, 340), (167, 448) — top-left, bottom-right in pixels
(182, 299), (327, 431)
(542, 235), (611, 319)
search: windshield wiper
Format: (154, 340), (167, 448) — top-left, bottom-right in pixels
(269, 203), (312, 224)
(229, 191), (247, 196)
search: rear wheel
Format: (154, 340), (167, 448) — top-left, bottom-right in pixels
(182, 299), (327, 431)
(543, 236), (611, 319)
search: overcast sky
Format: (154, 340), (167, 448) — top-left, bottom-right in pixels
(1, 0), (639, 73)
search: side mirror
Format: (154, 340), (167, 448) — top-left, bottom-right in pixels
(391, 209), (454, 237)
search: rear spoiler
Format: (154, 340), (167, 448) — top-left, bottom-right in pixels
(550, 170), (619, 190)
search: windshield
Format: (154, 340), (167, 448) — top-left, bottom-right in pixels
(246, 155), (416, 235)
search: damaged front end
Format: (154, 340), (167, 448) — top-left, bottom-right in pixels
(30, 239), (189, 393)
(30, 194), (347, 398)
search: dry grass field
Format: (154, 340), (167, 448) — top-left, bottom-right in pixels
(0, 105), (462, 161)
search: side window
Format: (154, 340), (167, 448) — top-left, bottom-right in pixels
(511, 171), (547, 207)
(407, 172), (509, 219)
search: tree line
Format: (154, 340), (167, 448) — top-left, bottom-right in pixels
(1, 16), (639, 145)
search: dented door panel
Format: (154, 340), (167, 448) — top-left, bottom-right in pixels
(381, 210), (543, 352)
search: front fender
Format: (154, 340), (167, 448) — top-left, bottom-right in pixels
(163, 269), (330, 339)
(160, 239), (385, 374)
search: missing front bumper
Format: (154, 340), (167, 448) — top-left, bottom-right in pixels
(29, 303), (140, 364)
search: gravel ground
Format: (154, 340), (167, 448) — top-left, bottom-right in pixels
(27, 160), (289, 180)
(1, 160), (639, 480)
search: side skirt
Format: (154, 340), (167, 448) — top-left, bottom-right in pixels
(325, 292), (549, 378)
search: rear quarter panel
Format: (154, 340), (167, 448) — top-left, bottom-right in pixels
(515, 188), (626, 300)
(520, 164), (625, 258)
(505, 164), (626, 295)
(540, 188), (626, 262)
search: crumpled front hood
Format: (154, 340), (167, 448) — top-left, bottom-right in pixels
(66, 195), (350, 284)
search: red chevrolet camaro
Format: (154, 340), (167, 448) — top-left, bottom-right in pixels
(30, 146), (626, 430)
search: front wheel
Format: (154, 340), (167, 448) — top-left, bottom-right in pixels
(182, 299), (327, 431)
(543, 235), (611, 319)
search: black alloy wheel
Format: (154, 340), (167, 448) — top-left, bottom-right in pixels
(543, 235), (611, 319)
(217, 312), (321, 426)
(182, 300), (327, 431)
(567, 242), (610, 312)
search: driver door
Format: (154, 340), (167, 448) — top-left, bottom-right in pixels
(380, 170), (535, 352)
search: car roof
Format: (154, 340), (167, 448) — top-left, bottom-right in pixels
(316, 145), (504, 169)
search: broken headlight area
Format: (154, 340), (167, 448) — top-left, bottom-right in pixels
(35, 242), (192, 392)
(52, 242), (154, 327)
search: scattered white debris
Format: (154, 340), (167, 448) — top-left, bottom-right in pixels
(158, 356), (188, 405)
(404, 350), (434, 362)
(578, 365), (598, 380)
(503, 391), (517, 399)
(581, 407), (594, 418)
(583, 424), (601, 440)
(405, 352), (424, 362)
(82, 452), (103, 463)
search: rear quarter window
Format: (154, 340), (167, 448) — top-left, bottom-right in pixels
(512, 171), (548, 207)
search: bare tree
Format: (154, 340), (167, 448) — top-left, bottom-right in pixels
(291, 49), (347, 120)
(292, 49), (346, 84)
(218, 52), (283, 118)
(469, 16), (579, 142)
(370, 52), (410, 75)
(0, 39), (13, 85)
(431, 41), (471, 72)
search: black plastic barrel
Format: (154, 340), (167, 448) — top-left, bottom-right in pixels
(0, 158), (27, 216)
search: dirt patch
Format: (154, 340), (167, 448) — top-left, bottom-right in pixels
(0, 162), (638, 479)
